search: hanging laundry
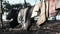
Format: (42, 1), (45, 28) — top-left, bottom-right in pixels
(49, 0), (56, 17)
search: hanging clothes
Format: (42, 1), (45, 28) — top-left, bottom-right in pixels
(31, 0), (57, 27)
(49, 0), (56, 17)
(36, 0), (46, 27)
(31, 0), (46, 27)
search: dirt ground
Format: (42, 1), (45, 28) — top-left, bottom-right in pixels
(0, 20), (60, 34)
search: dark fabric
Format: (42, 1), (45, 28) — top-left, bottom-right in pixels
(25, 6), (34, 30)
(6, 8), (20, 28)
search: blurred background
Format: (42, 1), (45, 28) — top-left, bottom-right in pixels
(0, 0), (60, 34)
